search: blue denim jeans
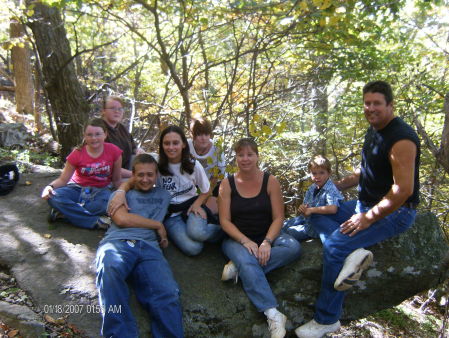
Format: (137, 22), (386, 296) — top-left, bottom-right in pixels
(308, 200), (357, 243)
(282, 216), (316, 242)
(164, 213), (223, 256)
(283, 201), (358, 243)
(48, 185), (111, 229)
(222, 233), (301, 312)
(96, 239), (183, 338)
(314, 201), (416, 324)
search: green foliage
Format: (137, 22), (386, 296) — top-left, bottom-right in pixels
(369, 305), (442, 337)
(1, 0), (448, 232)
(0, 148), (59, 172)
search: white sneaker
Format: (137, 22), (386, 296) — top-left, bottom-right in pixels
(334, 248), (373, 291)
(295, 319), (340, 338)
(221, 261), (238, 283)
(267, 312), (287, 338)
(96, 216), (111, 230)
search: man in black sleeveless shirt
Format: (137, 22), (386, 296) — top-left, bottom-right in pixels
(295, 81), (420, 338)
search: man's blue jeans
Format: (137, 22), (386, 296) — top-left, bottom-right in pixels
(164, 213), (223, 256)
(48, 185), (111, 229)
(96, 239), (183, 338)
(313, 201), (417, 324)
(222, 233), (301, 311)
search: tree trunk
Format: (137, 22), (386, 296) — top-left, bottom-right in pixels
(10, 19), (35, 120)
(438, 92), (449, 172)
(27, 1), (89, 159)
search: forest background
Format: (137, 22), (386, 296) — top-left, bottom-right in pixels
(1, 0), (449, 236)
(0, 0), (448, 336)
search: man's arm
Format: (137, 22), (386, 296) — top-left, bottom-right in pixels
(341, 140), (417, 236)
(112, 204), (168, 247)
(112, 205), (164, 230)
(108, 179), (135, 215)
(334, 169), (360, 191)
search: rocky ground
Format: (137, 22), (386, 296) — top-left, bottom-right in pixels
(0, 264), (85, 337)
(0, 170), (446, 337)
(0, 262), (447, 338)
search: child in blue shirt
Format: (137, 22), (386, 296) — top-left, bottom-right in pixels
(283, 155), (343, 243)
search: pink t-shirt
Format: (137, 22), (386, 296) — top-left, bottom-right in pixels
(67, 143), (122, 188)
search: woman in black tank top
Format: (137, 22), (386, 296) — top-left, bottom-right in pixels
(218, 138), (301, 338)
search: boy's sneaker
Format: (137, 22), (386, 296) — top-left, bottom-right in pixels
(295, 319), (340, 338)
(334, 248), (373, 291)
(267, 312), (287, 338)
(221, 261), (238, 283)
(96, 216), (111, 230)
(47, 208), (64, 223)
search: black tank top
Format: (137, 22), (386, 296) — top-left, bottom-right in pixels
(229, 172), (272, 244)
(359, 117), (420, 204)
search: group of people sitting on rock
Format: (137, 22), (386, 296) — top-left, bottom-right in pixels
(41, 80), (421, 338)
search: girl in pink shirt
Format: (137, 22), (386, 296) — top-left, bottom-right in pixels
(41, 118), (122, 229)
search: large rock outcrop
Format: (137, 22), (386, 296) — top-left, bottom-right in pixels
(0, 123), (30, 147)
(0, 171), (447, 337)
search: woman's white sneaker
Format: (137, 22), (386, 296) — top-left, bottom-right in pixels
(295, 319), (340, 338)
(267, 312), (287, 338)
(221, 261), (238, 283)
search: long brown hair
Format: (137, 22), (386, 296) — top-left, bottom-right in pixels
(158, 125), (195, 176)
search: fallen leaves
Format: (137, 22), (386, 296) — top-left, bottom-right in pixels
(0, 322), (20, 338)
(7, 329), (19, 337)
(44, 314), (66, 325)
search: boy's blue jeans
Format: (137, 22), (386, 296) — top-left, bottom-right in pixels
(48, 185), (111, 229)
(222, 233), (301, 311)
(96, 239), (183, 338)
(283, 200), (357, 243)
(313, 200), (416, 324)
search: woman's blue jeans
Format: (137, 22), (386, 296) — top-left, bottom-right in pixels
(313, 200), (417, 324)
(96, 239), (183, 338)
(222, 233), (301, 312)
(164, 213), (223, 256)
(48, 185), (111, 229)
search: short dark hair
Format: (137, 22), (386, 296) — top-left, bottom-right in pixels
(308, 155), (331, 173)
(132, 154), (158, 173)
(233, 138), (259, 156)
(191, 118), (213, 137)
(363, 81), (394, 105)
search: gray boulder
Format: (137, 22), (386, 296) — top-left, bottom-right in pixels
(0, 123), (30, 147)
(0, 171), (447, 337)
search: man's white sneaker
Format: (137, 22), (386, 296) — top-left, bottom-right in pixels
(334, 248), (373, 291)
(295, 319), (340, 338)
(221, 261), (238, 283)
(267, 312), (287, 338)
